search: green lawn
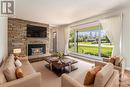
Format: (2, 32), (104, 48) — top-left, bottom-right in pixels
(69, 45), (112, 58)
(78, 42), (92, 44)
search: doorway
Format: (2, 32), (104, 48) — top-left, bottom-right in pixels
(53, 32), (57, 52)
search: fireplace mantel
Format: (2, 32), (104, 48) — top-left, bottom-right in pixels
(8, 18), (50, 58)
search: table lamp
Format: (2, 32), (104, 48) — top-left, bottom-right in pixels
(13, 48), (21, 57)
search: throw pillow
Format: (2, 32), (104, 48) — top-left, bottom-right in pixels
(110, 57), (116, 65)
(15, 68), (24, 79)
(8, 54), (15, 63)
(94, 66), (102, 72)
(14, 56), (19, 60)
(84, 66), (102, 85)
(0, 69), (7, 84)
(3, 65), (16, 81)
(15, 59), (22, 67)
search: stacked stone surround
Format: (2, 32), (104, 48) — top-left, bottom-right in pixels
(8, 18), (50, 57)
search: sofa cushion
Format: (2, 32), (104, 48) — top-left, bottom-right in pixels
(20, 59), (30, 65)
(3, 55), (17, 82)
(115, 56), (123, 66)
(21, 62), (35, 76)
(8, 54), (15, 64)
(84, 84), (94, 87)
(84, 66), (102, 85)
(94, 63), (114, 87)
(3, 64), (17, 81)
(4, 55), (16, 71)
(15, 67), (24, 78)
(110, 57), (116, 65)
(15, 56), (28, 61)
(0, 68), (7, 84)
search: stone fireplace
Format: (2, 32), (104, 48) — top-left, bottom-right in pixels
(28, 44), (46, 56)
(8, 18), (50, 59)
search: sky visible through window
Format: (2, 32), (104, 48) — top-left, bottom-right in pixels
(78, 29), (106, 38)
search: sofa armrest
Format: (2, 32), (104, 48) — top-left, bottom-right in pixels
(105, 70), (119, 87)
(1, 72), (41, 87)
(95, 61), (107, 67)
(115, 59), (125, 80)
(61, 74), (84, 87)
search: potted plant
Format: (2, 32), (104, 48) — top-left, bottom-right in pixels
(57, 52), (64, 63)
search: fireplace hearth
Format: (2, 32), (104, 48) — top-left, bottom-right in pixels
(28, 44), (46, 56)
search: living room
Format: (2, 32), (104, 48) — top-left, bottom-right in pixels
(0, 0), (130, 87)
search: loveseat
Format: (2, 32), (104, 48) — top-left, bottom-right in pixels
(61, 63), (119, 87)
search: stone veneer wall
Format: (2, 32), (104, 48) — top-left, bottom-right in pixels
(8, 18), (50, 57)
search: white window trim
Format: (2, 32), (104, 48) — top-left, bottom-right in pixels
(68, 22), (112, 60)
(68, 52), (103, 61)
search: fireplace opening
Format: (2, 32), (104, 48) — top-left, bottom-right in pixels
(32, 48), (43, 55)
(28, 44), (46, 56)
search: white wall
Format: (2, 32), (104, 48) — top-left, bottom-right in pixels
(50, 25), (68, 53)
(122, 2), (130, 70)
(57, 25), (66, 52)
(0, 17), (8, 64)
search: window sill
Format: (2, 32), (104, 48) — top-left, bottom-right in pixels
(68, 52), (103, 63)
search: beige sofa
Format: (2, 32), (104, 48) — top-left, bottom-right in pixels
(0, 55), (41, 87)
(95, 57), (125, 80)
(61, 63), (119, 87)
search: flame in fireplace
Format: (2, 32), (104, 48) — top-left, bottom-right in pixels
(31, 48), (43, 55)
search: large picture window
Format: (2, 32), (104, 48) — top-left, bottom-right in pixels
(68, 24), (114, 58)
(68, 30), (75, 52)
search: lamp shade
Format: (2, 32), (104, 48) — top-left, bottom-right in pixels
(13, 48), (21, 54)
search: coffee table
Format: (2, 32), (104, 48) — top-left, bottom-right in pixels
(44, 57), (59, 70)
(44, 56), (78, 76)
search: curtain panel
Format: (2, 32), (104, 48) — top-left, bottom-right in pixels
(100, 16), (122, 56)
(64, 26), (71, 55)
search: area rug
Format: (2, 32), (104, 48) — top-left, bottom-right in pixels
(31, 57), (130, 87)
(31, 57), (94, 87)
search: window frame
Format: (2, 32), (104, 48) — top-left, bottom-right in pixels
(68, 23), (113, 59)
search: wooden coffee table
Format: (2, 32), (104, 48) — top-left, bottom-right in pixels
(44, 56), (78, 76)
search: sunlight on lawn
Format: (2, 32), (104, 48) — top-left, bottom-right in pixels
(69, 45), (113, 58)
(68, 28), (113, 58)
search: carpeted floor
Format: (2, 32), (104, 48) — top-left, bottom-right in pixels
(31, 56), (130, 87)
(120, 73), (130, 87)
